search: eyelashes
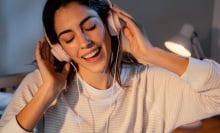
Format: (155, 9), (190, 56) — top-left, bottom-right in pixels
(84, 24), (96, 31)
(64, 24), (97, 44)
(65, 38), (73, 44)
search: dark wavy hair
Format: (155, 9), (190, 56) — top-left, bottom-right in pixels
(42, 0), (138, 86)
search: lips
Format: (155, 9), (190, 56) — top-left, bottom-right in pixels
(82, 47), (101, 60)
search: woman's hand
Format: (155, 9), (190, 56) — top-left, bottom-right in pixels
(112, 6), (153, 64)
(36, 37), (70, 99)
(16, 37), (70, 131)
(112, 5), (189, 75)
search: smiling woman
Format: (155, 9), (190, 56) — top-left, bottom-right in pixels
(54, 2), (111, 78)
(0, 0), (220, 133)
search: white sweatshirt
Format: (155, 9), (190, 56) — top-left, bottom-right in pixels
(0, 58), (220, 133)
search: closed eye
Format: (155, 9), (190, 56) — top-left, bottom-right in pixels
(84, 24), (96, 31)
(65, 37), (74, 43)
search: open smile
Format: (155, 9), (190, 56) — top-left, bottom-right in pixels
(81, 47), (102, 60)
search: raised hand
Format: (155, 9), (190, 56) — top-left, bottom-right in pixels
(15, 37), (70, 131)
(112, 5), (188, 75)
(111, 5), (153, 64)
(36, 36), (70, 99)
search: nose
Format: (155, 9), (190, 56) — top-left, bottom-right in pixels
(78, 31), (93, 49)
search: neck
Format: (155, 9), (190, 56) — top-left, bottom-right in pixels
(78, 70), (113, 90)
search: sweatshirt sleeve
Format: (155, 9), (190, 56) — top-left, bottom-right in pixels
(147, 58), (220, 131)
(0, 70), (42, 133)
(0, 117), (32, 133)
(180, 57), (219, 91)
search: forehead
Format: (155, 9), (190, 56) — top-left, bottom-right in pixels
(54, 2), (99, 31)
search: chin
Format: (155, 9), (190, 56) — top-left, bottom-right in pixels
(91, 62), (109, 74)
(94, 65), (108, 74)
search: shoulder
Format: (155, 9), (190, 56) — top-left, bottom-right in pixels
(121, 63), (175, 77)
(21, 69), (42, 86)
(120, 64), (149, 85)
(121, 63), (179, 84)
(16, 69), (42, 95)
(121, 63), (147, 74)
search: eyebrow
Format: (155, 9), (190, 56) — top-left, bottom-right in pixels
(58, 15), (96, 38)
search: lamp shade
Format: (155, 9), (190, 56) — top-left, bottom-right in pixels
(164, 24), (194, 57)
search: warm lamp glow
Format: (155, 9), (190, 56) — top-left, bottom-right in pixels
(164, 24), (194, 57)
(165, 41), (191, 57)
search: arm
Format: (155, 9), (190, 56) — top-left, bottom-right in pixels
(112, 3), (220, 101)
(112, 6), (188, 76)
(0, 38), (70, 132)
(113, 5), (220, 130)
(0, 70), (44, 133)
(146, 58), (220, 131)
(144, 47), (189, 76)
(16, 40), (70, 131)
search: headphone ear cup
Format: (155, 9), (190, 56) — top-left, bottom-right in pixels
(107, 11), (121, 36)
(112, 12), (121, 33)
(44, 33), (71, 62)
(51, 44), (71, 62)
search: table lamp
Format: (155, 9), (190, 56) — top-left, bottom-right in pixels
(164, 23), (205, 59)
(164, 23), (205, 130)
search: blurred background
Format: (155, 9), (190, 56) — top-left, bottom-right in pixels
(0, 0), (219, 75)
(0, 0), (220, 131)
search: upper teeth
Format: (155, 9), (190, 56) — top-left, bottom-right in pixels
(83, 49), (99, 59)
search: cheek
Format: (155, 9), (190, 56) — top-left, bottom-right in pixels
(62, 45), (79, 60)
(100, 26), (106, 40)
(93, 23), (106, 42)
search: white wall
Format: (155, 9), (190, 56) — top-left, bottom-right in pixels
(113, 0), (213, 56)
(0, 0), (215, 75)
(211, 0), (220, 62)
(0, 0), (45, 75)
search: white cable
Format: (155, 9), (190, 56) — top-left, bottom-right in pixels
(71, 62), (82, 132)
(60, 62), (82, 132)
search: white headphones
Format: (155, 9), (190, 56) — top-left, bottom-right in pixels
(45, 34), (71, 62)
(45, 0), (121, 62)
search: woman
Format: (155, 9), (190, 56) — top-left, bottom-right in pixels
(0, 0), (220, 132)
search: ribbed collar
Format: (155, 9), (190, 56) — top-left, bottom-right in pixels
(76, 74), (124, 105)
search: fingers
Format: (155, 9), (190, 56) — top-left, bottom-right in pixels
(123, 27), (133, 41)
(111, 5), (137, 26)
(36, 41), (47, 69)
(36, 37), (55, 72)
(111, 6), (141, 35)
(63, 63), (70, 76)
(37, 37), (54, 63)
(36, 41), (42, 64)
(111, 5), (133, 20)
(44, 37), (54, 63)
